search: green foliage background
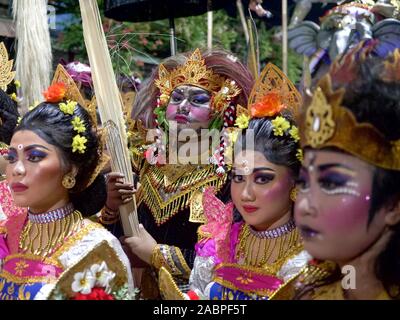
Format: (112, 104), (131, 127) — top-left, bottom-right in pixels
(50, 0), (302, 83)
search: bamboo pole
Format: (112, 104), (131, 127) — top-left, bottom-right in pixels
(207, 11), (213, 50)
(282, 0), (288, 75)
(79, 0), (139, 237)
(237, 0), (249, 44)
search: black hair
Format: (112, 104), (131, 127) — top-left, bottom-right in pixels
(237, 110), (301, 176)
(15, 102), (106, 216)
(231, 111), (301, 222)
(332, 55), (400, 299)
(0, 89), (19, 144)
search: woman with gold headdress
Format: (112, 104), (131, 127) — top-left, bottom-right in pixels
(0, 42), (27, 263)
(271, 45), (400, 300)
(104, 49), (254, 299)
(155, 63), (308, 300)
(0, 73), (135, 300)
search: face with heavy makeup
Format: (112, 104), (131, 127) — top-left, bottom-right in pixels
(295, 149), (388, 264)
(165, 85), (213, 131)
(6, 130), (71, 213)
(231, 149), (294, 231)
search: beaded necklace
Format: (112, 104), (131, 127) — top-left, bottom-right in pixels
(235, 219), (300, 268)
(19, 203), (83, 257)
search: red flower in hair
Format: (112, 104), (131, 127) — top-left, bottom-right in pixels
(73, 287), (115, 300)
(43, 82), (66, 103)
(250, 91), (285, 118)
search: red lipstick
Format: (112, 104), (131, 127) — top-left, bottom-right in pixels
(10, 182), (28, 192)
(242, 205), (259, 213)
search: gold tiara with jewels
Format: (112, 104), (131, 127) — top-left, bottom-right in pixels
(154, 48), (240, 110)
(301, 74), (400, 171)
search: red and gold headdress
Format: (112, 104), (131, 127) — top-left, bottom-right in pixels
(39, 64), (109, 187)
(232, 63), (303, 161)
(301, 50), (400, 170)
(154, 48), (241, 112)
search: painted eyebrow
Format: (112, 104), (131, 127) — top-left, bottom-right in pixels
(9, 144), (51, 152)
(190, 90), (210, 95)
(232, 167), (275, 173)
(318, 163), (354, 172)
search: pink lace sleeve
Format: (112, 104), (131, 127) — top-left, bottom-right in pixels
(196, 187), (234, 263)
(0, 181), (27, 253)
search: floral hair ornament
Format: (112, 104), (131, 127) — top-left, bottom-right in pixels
(40, 65), (110, 188)
(43, 83), (87, 154)
(43, 82), (67, 103)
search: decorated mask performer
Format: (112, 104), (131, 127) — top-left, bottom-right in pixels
(102, 49), (254, 299)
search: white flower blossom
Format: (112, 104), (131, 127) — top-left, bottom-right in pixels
(90, 261), (116, 292)
(71, 270), (96, 294)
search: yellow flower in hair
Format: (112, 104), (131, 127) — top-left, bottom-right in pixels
(10, 93), (18, 102)
(296, 149), (303, 163)
(271, 116), (290, 136)
(235, 114), (250, 129)
(72, 116), (86, 133)
(72, 135), (87, 154)
(289, 125), (300, 142)
(59, 100), (77, 115)
(15, 80), (21, 88)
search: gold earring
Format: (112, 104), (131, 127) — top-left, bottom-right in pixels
(290, 188), (297, 202)
(62, 173), (76, 189)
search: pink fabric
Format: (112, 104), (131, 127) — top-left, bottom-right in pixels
(3, 256), (63, 279)
(214, 264), (283, 293)
(197, 187), (234, 263)
(229, 222), (243, 263)
(0, 181), (28, 253)
(0, 235), (9, 259)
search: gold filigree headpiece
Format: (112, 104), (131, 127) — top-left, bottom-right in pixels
(51, 64), (98, 127)
(247, 63), (302, 118)
(302, 75), (400, 171)
(0, 42), (16, 91)
(154, 48), (240, 111)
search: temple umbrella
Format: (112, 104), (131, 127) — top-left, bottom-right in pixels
(104, 0), (233, 55)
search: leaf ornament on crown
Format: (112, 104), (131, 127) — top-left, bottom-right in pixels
(0, 42), (16, 91)
(154, 49), (227, 107)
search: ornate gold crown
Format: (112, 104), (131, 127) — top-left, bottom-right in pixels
(0, 42), (16, 91)
(154, 48), (229, 107)
(301, 75), (400, 170)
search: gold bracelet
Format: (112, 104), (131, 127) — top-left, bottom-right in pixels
(99, 206), (119, 225)
(151, 244), (165, 270)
